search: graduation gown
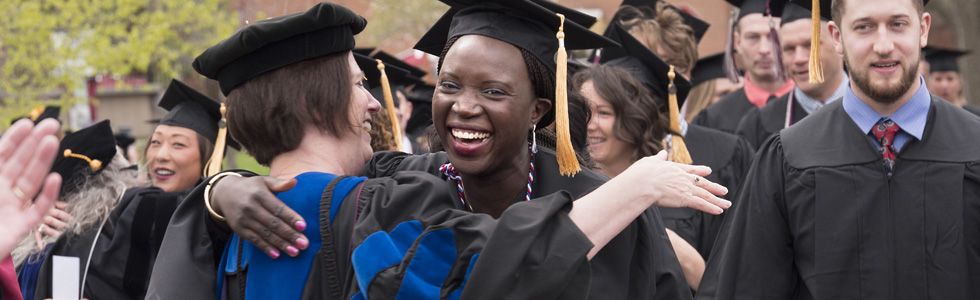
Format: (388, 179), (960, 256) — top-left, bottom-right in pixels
(147, 148), (692, 300)
(963, 104), (980, 117)
(696, 97), (980, 299)
(660, 124), (753, 260)
(691, 87), (756, 134)
(735, 92), (809, 150)
(34, 187), (183, 300)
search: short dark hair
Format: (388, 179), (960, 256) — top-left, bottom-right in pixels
(832, 0), (925, 25)
(572, 64), (673, 162)
(225, 51), (352, 165)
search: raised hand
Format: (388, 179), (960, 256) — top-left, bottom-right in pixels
(0, 119), (63, 256)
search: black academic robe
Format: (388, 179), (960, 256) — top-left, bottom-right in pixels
(963, 104), (980, 117)
(735, 92), (809, 150)
(696, 97), (980, 299)
(660, 124), (753, 260)
(147, 148), (692, 300)
(691, 87), (757, 134)
(34, 187), (183, 300)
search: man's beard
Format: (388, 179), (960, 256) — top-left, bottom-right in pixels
(844, 46), (919, 104)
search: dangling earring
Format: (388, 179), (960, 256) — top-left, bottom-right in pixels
(531, 124), (538, 154)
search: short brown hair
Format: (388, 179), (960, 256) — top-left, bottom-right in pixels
(832, 0), (925, 26)
(573, 64), (673, 162)
(225, 52), (352, 165)
(618, 3), (698, 74)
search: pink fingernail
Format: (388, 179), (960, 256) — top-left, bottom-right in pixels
(287, 246), (299, 256)
(295, 221), (307, 231)
(296, 238), (309, 249)
(270, 250), (280, 259)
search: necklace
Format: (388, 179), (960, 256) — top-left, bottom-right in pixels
(440, 143), (535, 212)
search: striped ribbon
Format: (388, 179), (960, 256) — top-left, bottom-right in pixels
(440, 143), (536, 211)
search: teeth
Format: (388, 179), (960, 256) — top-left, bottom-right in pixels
(362, 121), (372, 131)
(452, 128), (490, 140)
(588, 138), (605, 144)
(874, 63), (898, 68)
(155, 169), (174, 176)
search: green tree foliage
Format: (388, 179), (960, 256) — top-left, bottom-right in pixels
(0, 0), (238, 128)
(358, 0), (445, 52)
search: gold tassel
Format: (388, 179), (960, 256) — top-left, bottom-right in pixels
(554, 13), (580, 176)
(28, 106), (44, 121)
(808, 0), (825, 84)
(667, 65), (693, 164)
(64, 149), (102, 171)
(376, 59), (403, 151)
(203, 103), (228, 177)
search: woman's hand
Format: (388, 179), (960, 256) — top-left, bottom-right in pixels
(210, 175), (306, 259)
(39, 201), (72, 238)
(0, 119), (62, 256)
(617, 151), (730, 214)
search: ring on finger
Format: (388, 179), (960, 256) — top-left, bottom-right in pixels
(693, 175), (701, 186)
(12, 186), (28, 202)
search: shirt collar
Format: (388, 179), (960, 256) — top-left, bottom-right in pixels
(794, 72), (849, 114)
(842, 76), (930, 140)
(744, 76), (796, 108)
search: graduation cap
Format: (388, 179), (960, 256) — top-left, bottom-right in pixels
(924, 47), (969, 73)
(616, 0), (711, 43)
(354, 49), (426, 89)
(11, 105), (60, 125)
(727, 0), (788, 21)
(414, 0), (619, 175)
(52, 120), (117, 195)
(691, 52), (727, 86)
(158, 79), (240, 176)
(600, 24), (693, 164)
(780, 1), (824, 26)
(354, 48), (428, 80)
(193, 2), (367, 96)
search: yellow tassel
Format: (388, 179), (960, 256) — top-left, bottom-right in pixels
(377, 59), (403, 151)
(808, 0), (825, 84)
(28, 106), (44, 121)
(554, 13), (580, 176)
(64, 149), (102, 171)
(203, 103), (228, 177)
(667, 65), (693, 165)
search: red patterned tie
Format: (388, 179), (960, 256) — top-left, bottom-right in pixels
(871, 119), (900, 169)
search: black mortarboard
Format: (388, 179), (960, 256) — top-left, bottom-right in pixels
(11, 106), (61, 125)
(158, 80), (239, 150)
(728, 0), (788, 20)
(414, 0), (618, 73)
(600, 24), (692, 109)
(354, 48), (428, 79)
(617, 0), (711, 42)
(780, 1), (824, 26)
(354, 49), (425, 90)
(691, 52), (727, 86)
(924, 47), (969, 73)
(193, 2), (367, 95)
(114, 130), (136, 150)
(52, 120), (117, 195)
(789, 0), (930, 21)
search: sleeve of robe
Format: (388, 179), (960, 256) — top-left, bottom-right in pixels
(145, 170), (258, 300)
(696, 134), (801, 300)
(298, 171), (595, 300)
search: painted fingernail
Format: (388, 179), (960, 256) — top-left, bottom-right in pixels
(287, 246), (299, 256)
(295, 221), (307, 231)
(270, 250), (280, 259)
(296, 238), (309, 249)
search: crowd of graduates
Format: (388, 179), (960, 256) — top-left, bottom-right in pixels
(1, 0), (978, 299)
